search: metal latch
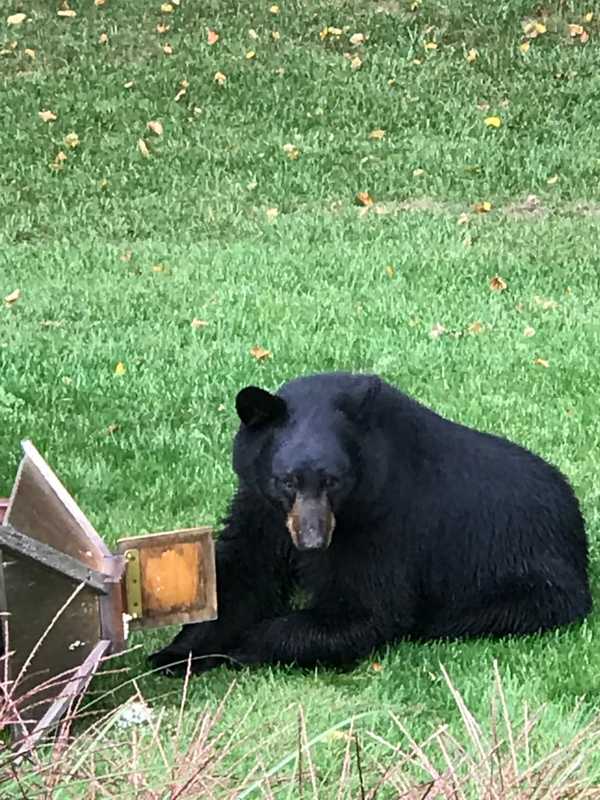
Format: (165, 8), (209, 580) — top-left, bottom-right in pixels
(124, 548), (143, 619)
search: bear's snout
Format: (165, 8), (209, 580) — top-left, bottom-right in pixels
(286, 493), (336, 550)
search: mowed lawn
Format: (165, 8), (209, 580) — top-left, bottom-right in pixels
(2, 0), (600, 795)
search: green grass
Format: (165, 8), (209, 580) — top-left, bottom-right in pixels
(2, 0), (600, 795)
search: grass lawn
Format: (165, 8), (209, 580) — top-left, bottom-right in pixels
(2, 0), (600, 795)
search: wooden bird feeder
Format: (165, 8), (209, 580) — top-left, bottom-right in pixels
(0, 441), (217, 750)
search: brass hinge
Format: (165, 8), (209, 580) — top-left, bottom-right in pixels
(123, 549), (143, 619)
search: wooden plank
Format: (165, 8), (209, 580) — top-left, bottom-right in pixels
(0, 498), (8, 524)
(14, 640), (110, 755)
(5, 441), (118, 577)
(117, 527), (217, 630)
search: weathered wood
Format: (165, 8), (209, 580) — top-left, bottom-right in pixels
(117, 527), (217, 630)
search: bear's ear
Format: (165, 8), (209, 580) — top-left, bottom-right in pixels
(337, 375), (382, 421)
(236, 386), (287, 428)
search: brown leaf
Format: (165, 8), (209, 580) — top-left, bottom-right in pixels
(248, 28), (259, 40)
(207, 28), (219, 45)
(64, 132), (80, 149)
(473, 200), (492, 213)
(51, 151), (68, 170)
(350, 55), (362, 70)
(147, 120), (163, 136)
(533, 358), (549, 368)
(350, 32), (366, 45)
(106, 423), (120, 435)
(214, 71), (227, 85)
(283, 143), (301, 159)
(355, 191), (374, 207)
(468, 320), (485, 334)
(250, 346), (271, 361)
(368, 128), (385, 141)
(138, 138), (150, 158)
(114, 361), (126, 376)
(270, 4), (280, 13)
(489, 275), (507, 292)
(124, 80), (135, 89)
(191, 318), (209, 329)
(371, 661), (383, 672)
(39, 109), (57, 123)
(4, 289), (21, 305)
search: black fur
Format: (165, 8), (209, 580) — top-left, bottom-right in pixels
(149, 373), (591, 675)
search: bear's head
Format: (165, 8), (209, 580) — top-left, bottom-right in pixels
(232, 373), (384, 551)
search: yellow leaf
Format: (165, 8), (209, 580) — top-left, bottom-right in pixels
(266, 207), (279, 222)
(214, 71), (227, 85)
(207, 28), (219, 45)
(568, 24), (584, 37)
(350, 32), (365, 45)
(270, 4), (280, 13)
(24, 48), (35, 59)
(160, 2), (174, 12)
(51, 151), (68, 170)
(152, 264), (165, 272)
(484, 115), (502, 128)
(385, 265), (395, 278)
(114, 362), (126, 376)
(163, 43), (173, 55)
(124, 80), (135, 89)
(99, 32), (108, 44)
(64, 132), (80, 148)
(39, 109), (57, 123)
(489, 275), (507, 292)
(57, 9), (77, 17)
(283, 143), (301, 159)
(245, 50), (256, 59)
(533, 358), (549, 368)
(584, 12), (593, 23)
(457, 212), (470, 225)
(523, 325), (536, 337)
(271, 31), (281, 41)
(368, 128), (385, 141)
(468, 321), (485, 334)
(95, 0), (106, 6)
(7, 13), (27, 25)
(147, 120), (164, 136)
(191, 318), (209, 329)
(250, 346), (272, 361)
(535, 22), (546, 34)
(138, 138), (150, 158)
(466, 48), (478, 63)
(413, 168), (425, 177)
(547, 174), (559, 185)
(473, 200), (492, 213)
(424, 41), (438, 50)
(355, 191), (374, 207)
(4, 288), (21, 305)
(519, 41), (530, 53)
(350, 55), (362, 70)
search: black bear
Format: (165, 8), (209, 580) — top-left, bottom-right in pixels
(150, 373), (591, 675)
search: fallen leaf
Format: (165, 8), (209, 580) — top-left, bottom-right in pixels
(283, 142), (301, 159)
(412, 168), (425, 177)
(489, 275), (507, 292)
(99, 32), (108, 44)
(214, 71), (227, 85)
(191, 318), (209, 329)
(39, 109), (57, 123)
(7, 12), (26, 26)
(547, 174), (559, 185)
(24, 48), (35, 58)
(64, 132), (80, 149)
(147, 120), (163, 136)
(175, 78), (189, 100)
(385, 265), (395, 279)
(266, 207), (279, 222)
(138, 138), (150, 158)
(114, 361), (126, 376)
(412, 58), (422, 65)
(424, 41), (438, 50)
(4, 289), (20, 305)
(271, 31), (280, 41)
(484, 115), (502, 128)
(457, 212), (470, 225)
(523, 325), (536, 337)
(152, 264), (165, 273)
(466, 48), (478, 63)
(519, 40), (530, 53)
(40, 319), (63, 328)
(245, 50), (256, 60)
(350, 32), (365, 45)
(250, 345), (271, 360)
(429, 322), (445, 339)
(270, 4), (280, 13)
(51, 151), (68, 170)
(124, 80), (135, 89)
(580, 30), (590, 43)
(120, 250), (133, 262)
(95, 0), (106, 6)
(533, 358), (549, 368)
(371, 662), (383, 672)
(468, 321), (485, 334)
(156, 22), (170, 33)
(217, 403), (226, 411)
(207, 28), (219, 45)
(355, 191), (374, 207)
(350, 55), (362, 70)
(368, 128), (385, 141)
(568, 23), (584, 36)
(473, 200), (492, 213)
(584, 12), (593, 23)
(523, 20), (546, 38)
(248, 28), (259, 40)
(99, 177), (109, 189)
(57, 9), (77, 18)
(160, 2), (174, 12)
(106, 423), (120, 435)
(533, 295), (558, 310)
(163, 43), (173, 55)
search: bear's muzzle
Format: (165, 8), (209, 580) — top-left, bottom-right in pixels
(286, 493), (336, 550)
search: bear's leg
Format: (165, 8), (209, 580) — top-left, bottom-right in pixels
(420, 568), (591, 640)
(148, 528), (287, 675)
(229, 610), (391, 669)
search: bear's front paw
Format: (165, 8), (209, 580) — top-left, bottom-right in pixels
(147, 647), (232, 677)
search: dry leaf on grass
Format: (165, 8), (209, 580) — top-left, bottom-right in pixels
(457, 212), (470, 225)
(413, 168), (425, 177)
(191, 318), (208, 329)
(99, 32), (108, 44)
(466, 48), (478, 63)
(24, 48), (35, 58)
(147, 120), (163, 136)
(156, 23), (169, 33)
(424, 41), (438, 50)
(250, 346), (271, 360)
(473, 200), (492, 213)
(266, 207), (279, 222)
(175, 79), (189, 100)
(64, 132), (80, 148)
(270, 4), (280, 14)
(484, 115), (502, 128)
(57, 9), (77, 18)
(160, 2), (174, 12)
(489, 275), (507, 292)
(245, 50), (256, 60)
(385, 266), (395, 278)
(207, 28), (219, 45)
(248, 28), (259, 40)
(519, 41), (530, 53)
(4, 289), (21, 306)
(114, 361), (126, 376)
(163, 43), (173, 55)
(214, 71), (226, 85)
(524, 326), (536, 337)
(468, 321), (485, 334)
(355, 191), (374, 207)
(7, 13), (26, 25)
(350, 55), (362, 69)
(51, 151), (68, 170)
(533, 358), (549, 368)
(429, 323), (446, 339)
(547, 174), (559, 185)
(283, 143), (301, 159)
(368, 128), (385, 140)
(350, 32), (366, 45)
(138, 139), (150, 158)
(39, 109), (57, 123)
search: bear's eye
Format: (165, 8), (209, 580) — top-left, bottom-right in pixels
(324, 475), (340, 490)
(279, 475), (297, 492)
